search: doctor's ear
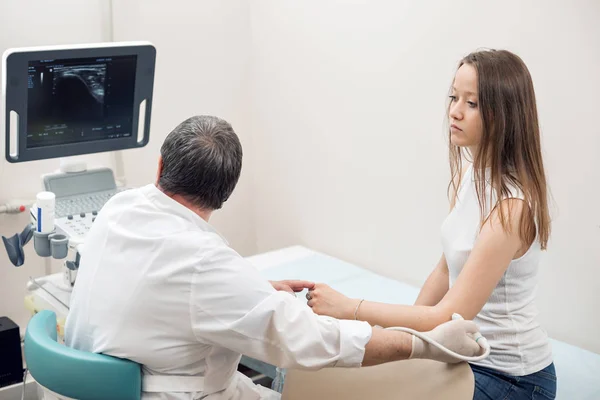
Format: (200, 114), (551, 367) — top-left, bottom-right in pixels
(156, 156), (163, 184)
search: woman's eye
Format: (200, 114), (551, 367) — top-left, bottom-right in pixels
(467, 101), (478, 108)
(449, 95), (457, 102)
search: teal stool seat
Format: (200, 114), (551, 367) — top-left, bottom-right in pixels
(24, 310), (142, 400)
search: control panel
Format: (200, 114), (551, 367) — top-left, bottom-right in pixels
(55, 211), (99, 241)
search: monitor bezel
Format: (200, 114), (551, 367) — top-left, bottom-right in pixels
(3, 41), (156, 163)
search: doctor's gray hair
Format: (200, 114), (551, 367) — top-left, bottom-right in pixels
(158, 115), (243, 210)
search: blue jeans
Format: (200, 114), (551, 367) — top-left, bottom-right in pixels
(471, 363), (557, 400)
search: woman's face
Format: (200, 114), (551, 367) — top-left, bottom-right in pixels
(449, 63), (483, 152)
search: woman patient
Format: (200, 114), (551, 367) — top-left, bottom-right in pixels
(307, 49), (556, 400)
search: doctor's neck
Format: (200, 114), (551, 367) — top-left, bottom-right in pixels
(156, 184), (213, 222)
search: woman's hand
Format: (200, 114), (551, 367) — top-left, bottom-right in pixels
(306, 283), (359, 320)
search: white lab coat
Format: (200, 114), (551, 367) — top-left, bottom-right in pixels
(65, 184), (372, 400)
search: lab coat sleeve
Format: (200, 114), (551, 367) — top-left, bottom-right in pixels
(190, 245), (372, 369)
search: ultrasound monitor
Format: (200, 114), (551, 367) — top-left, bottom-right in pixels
(3, 41), (156, 163)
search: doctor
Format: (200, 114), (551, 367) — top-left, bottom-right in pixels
(65, 115), (484, 400)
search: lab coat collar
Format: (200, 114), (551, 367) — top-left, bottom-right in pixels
(140, 184), (229, 245)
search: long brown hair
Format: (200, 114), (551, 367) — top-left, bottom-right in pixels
(448, 49), (551, 249)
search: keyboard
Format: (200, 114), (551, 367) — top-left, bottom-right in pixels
(54, 188), (128, 240)
(55, 189), (125, 218)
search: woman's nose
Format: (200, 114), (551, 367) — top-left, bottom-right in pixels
(449, 103), (463, 121)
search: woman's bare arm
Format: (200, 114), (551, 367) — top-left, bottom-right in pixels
(309, 199), (529, 332)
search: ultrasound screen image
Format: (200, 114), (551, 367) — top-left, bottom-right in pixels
(52, 64), (106, 121)
(27, 55), (137, 148)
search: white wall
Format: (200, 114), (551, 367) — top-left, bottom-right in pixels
(248, 1), (600, 353)
(111, 0), (256, 255)
(0, 0), (114, 332)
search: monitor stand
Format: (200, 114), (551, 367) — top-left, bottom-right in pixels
(59, 157), (87, 174)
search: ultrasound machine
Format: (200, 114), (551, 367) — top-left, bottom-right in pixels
(1, 42), (156, 295)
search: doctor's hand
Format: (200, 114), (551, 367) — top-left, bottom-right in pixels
(306, 283), (357, 320)
(409, 319), (483, 364)
(270, 280), (315, 295)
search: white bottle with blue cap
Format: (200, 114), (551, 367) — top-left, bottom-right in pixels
(36, 191), (55, 233)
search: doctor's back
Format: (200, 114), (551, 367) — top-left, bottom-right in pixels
(65, 182), (253, 399)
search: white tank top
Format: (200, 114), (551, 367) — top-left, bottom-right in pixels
(440, 164), (553, 376)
